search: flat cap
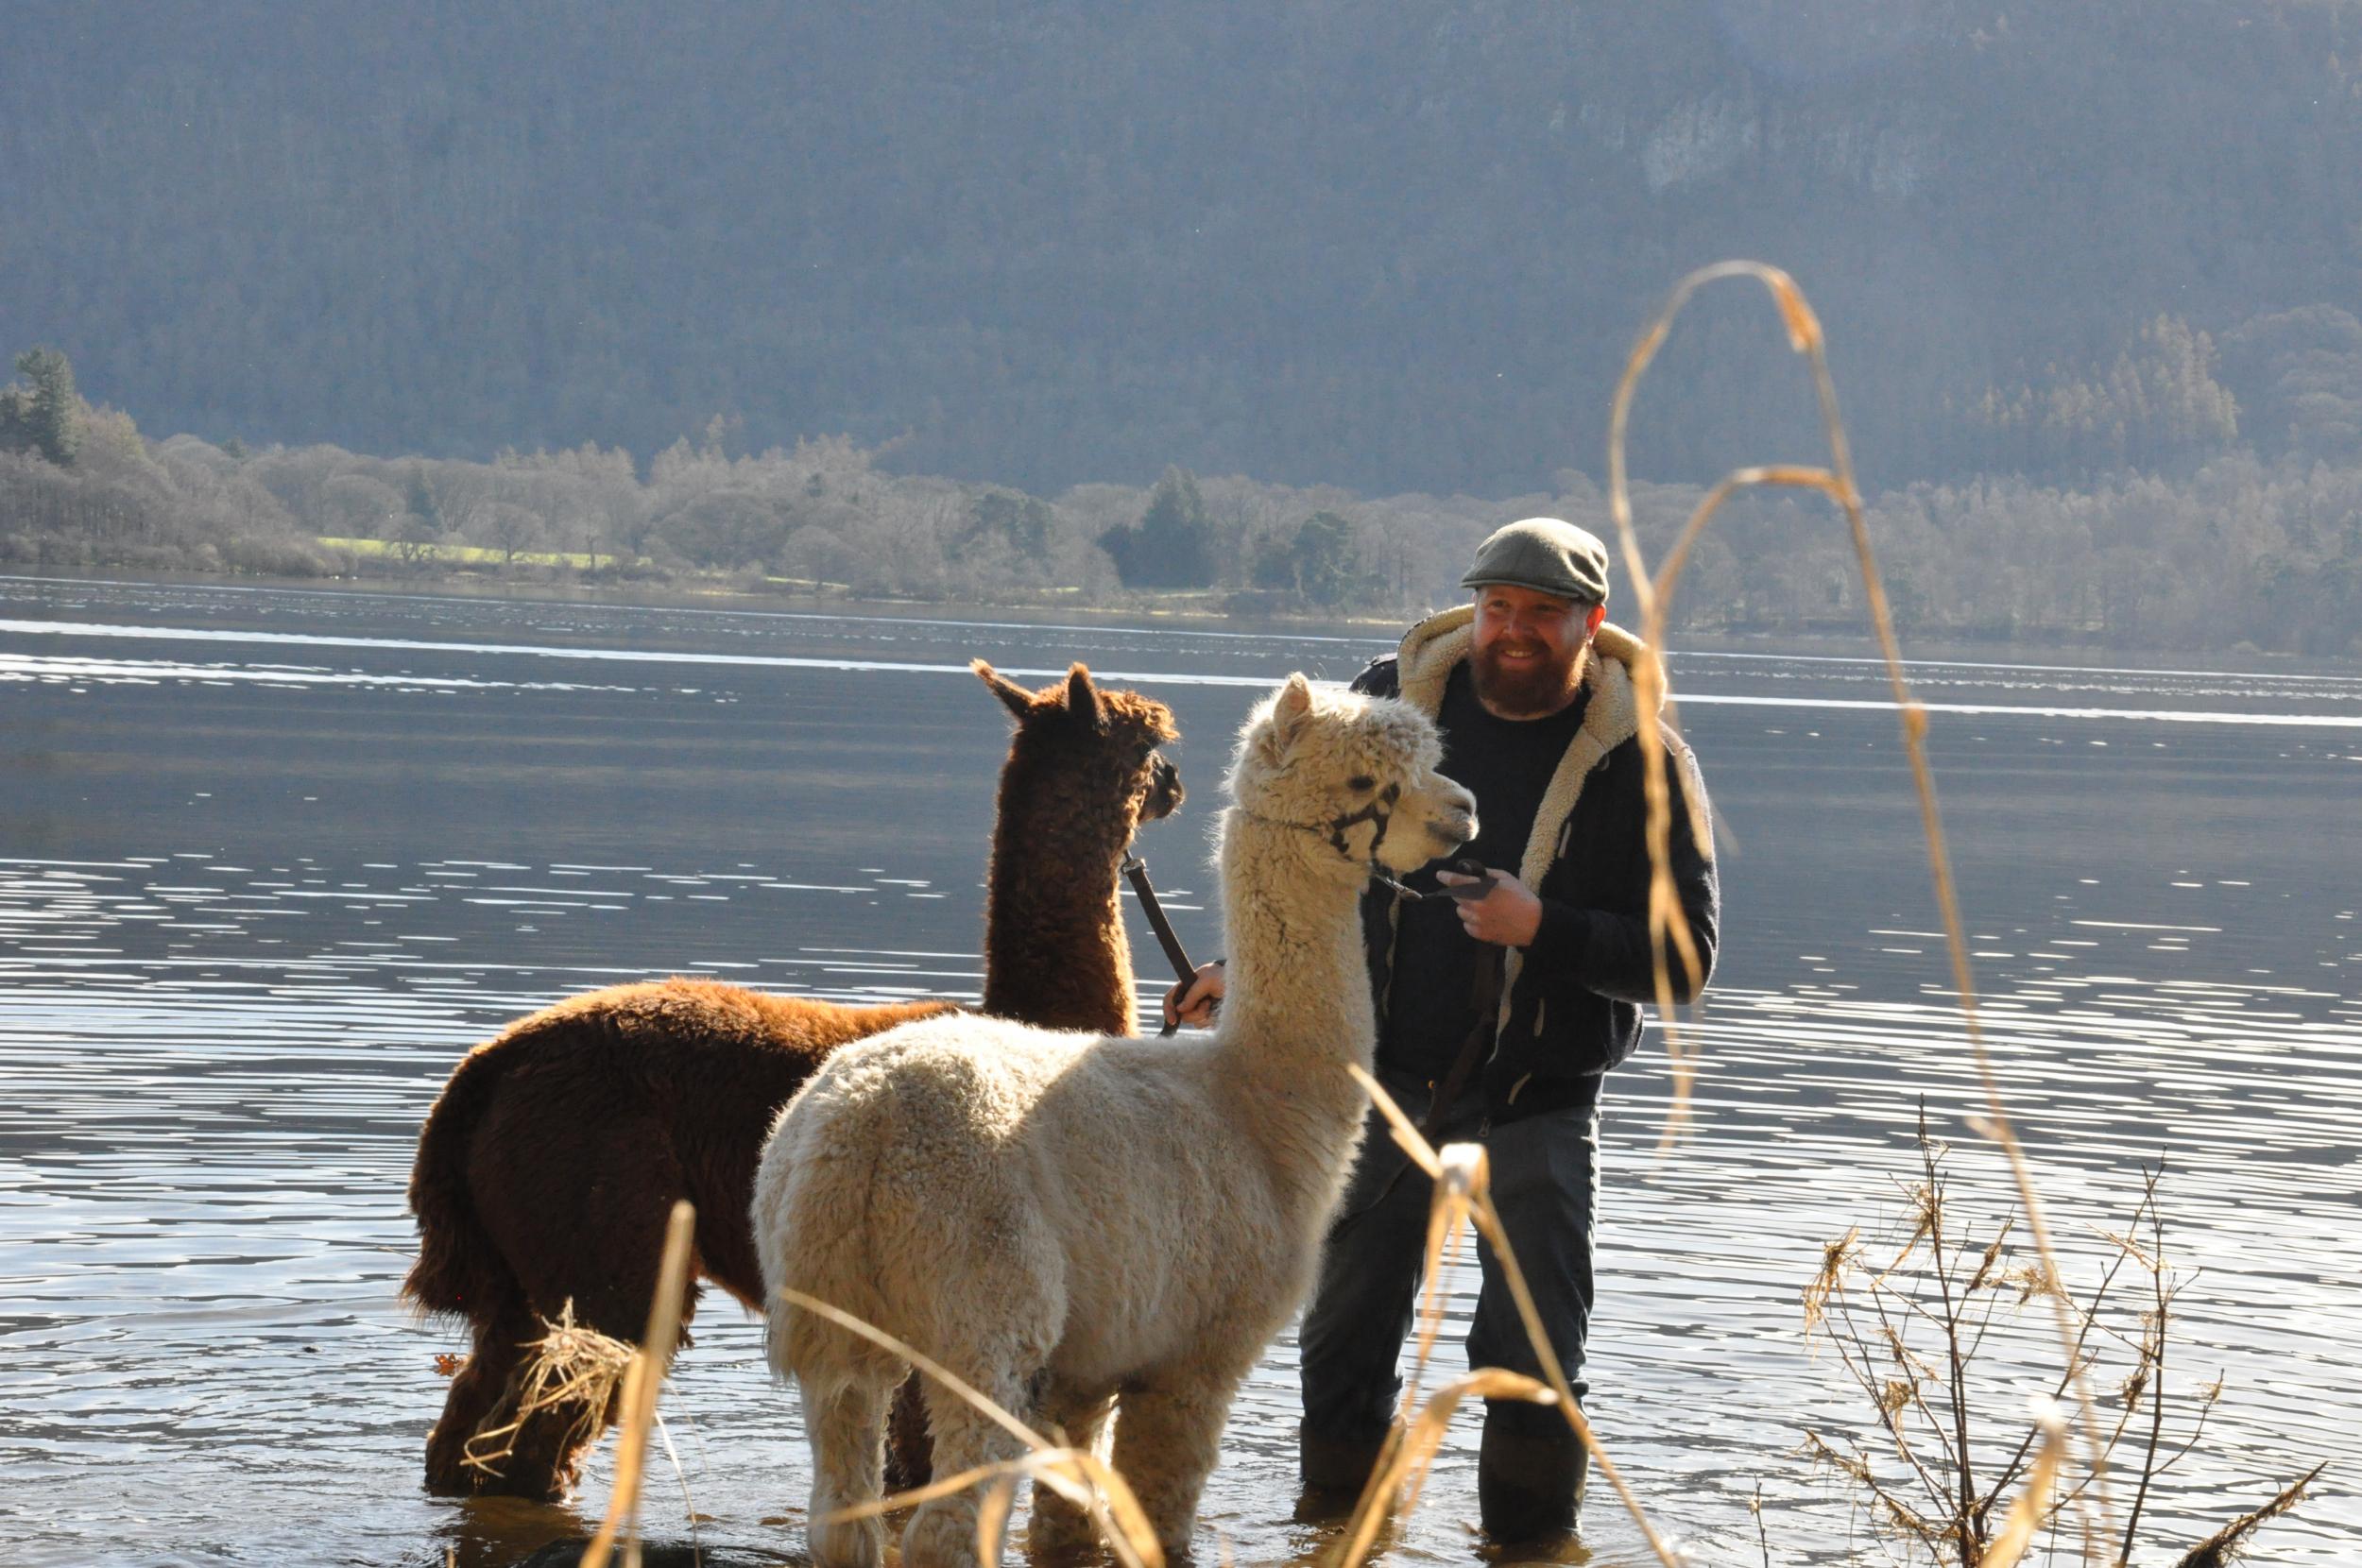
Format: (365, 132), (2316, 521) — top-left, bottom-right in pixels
(1460, 517), (1611, 605)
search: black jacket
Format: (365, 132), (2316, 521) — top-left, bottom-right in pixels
(1352, 608), (1720, 1124)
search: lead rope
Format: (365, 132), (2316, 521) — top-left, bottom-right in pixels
(1125, 833), (1477, 1040)
(1121, 853), (1202, 1038)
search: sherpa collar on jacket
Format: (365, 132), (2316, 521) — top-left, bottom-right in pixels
(1388, 603), (1658, 1011)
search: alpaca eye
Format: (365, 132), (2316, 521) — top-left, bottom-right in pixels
(1347, 775), (1376, 792)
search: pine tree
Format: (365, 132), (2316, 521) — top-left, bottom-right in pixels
(1098, 467), (1215, 588)
(1, 348), (82, 466)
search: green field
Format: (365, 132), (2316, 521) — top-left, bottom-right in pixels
(316, 537), (604, 569)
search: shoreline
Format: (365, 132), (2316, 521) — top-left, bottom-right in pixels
(10, 564), (2359, 680)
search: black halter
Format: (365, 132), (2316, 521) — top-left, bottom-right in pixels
(1319, 780), (1399, 861)
(1235, 781), (1417, 895)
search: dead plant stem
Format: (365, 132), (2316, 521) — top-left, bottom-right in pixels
(1604, 261), (2115, 1542)
(2118, 1164), (2169, 1563)
(1921, 1111), (1978, 1562)
(581, 1198), (696, 1568)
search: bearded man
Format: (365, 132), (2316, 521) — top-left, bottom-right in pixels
(1165, 518), (1720, 1542)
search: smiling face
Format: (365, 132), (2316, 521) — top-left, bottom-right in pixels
(1469, 583), (1606, 718)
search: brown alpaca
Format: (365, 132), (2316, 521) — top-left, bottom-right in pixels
(977, 662), (1180, 1033)
(402, 662), (1182, 1501)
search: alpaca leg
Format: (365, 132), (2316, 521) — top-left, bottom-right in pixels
(467, 1129), (699, 1498)
(494, 1281), (701, 1501)
(901, 1367), (1036, 1568)
(1106, 1367), (1247, 1561)
(484, 1373), (615, 1503)
(1025, 1384), (1117, 1559)
(423, 1302), (611, 1501)
(447, 1308), (630, 1502)
(423, 1311), (529, 1495)
(805, 1373), (894, 1568)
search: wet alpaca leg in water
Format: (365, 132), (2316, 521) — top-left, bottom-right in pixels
(1106, 1356), (1253, 1559)
(900, 1363), (1035, 1568)
(425, 1306), (617, 1501)
(423, 1304), (535, 1495)
(455, 1114), (693, 1497)
(1026, 1383), (1116, 1557)
(805, 1373), (894, 1568)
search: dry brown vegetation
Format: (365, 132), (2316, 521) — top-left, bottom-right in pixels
(1803, 1107), (2326, 1566)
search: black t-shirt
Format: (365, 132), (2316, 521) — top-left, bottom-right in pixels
(1378, 662), (1591, 1079)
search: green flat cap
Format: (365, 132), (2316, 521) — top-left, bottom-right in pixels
(1460, 517), (1611, 605)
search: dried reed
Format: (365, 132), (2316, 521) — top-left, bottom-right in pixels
(581, 1198), (698, 1568)
(2171, 1462), (2327, 1568)
(1601, 260), (2121, 1539)
(460, 1301), (637, 1486)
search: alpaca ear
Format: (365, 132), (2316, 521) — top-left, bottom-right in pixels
(1066, 664), (1108, 734)
(1271, 673), (1314, 748)
(973, 659), (1035, 721)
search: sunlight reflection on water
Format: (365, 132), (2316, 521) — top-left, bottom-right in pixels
(2, 577), (2356, 1566)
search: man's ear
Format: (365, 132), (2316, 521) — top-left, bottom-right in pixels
(1584, 602), (1607, 637)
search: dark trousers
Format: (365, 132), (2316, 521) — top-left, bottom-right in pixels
(1298, 1070), (1600, 1449)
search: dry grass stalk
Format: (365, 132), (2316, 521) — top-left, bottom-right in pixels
(1602, 259), (2121, 1533)
(1803, 1116), (2317, 1565)
(2170, 1461), (2328, 1568)
(581, 1198), (698, 1568)
(1334, 1065), (1687, 1568)
(775, 1286), (1165, 1568)
(1332, 1368), (1557, 1568)
(1979, 1402), (2066, 1568)
(460, 1300), (638, 1484)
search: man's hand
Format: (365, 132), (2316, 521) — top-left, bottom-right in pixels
(1161, 961), (1225, 1029)
(1435, 867), (1544, 947)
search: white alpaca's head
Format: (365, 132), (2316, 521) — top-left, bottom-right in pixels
(1227, 673), (1477, 880)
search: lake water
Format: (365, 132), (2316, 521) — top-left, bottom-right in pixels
(2, 574), (2356, 1567)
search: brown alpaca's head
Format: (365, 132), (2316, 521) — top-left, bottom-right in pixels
(974, 660), (1183, 838)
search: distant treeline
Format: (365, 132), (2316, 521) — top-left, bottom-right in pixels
(5, 348), (2355, 655)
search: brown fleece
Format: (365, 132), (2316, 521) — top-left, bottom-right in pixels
(402, 663), (1182, 1502)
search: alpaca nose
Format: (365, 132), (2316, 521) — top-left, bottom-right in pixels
(1435, 782), (1479, 848)
(1143, 754), (1184, 819)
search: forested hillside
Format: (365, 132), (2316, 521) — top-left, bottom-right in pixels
(5, 0), (2360, 498)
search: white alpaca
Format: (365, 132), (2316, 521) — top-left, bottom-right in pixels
(752, 674), (1476, 1568)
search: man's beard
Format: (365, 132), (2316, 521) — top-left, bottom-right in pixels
(1470, 638), (1588, 718)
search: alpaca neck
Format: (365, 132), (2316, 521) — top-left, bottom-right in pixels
(980, 765), (1138, 1035)
(1209, 812), (1378, 1190)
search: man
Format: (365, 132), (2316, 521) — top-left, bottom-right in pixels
(1163, 518), (1719, 1542)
